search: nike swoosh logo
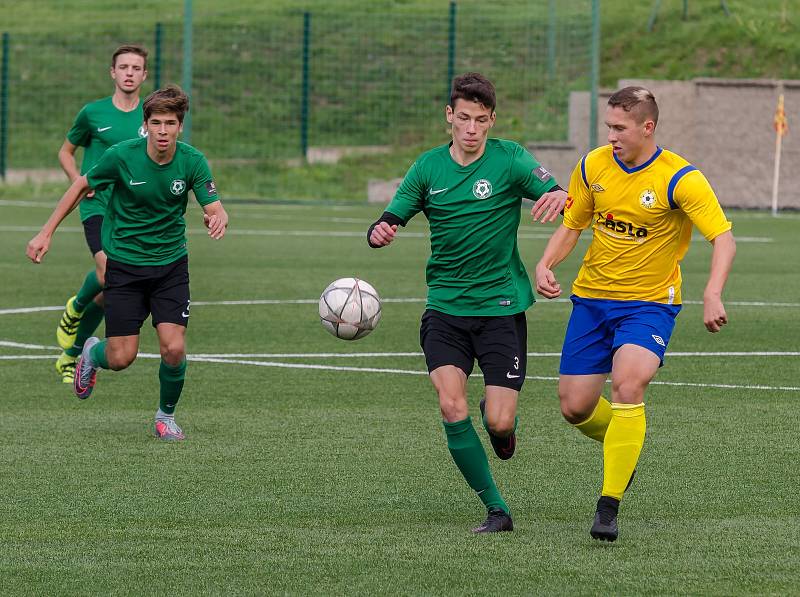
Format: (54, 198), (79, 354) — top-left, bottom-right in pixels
(428, 187), (448, 195)
(506, 372), (520, 379)
(181, 311), (190, 318)
(97, 126), (112, 132)
(130, 180), (147, 186)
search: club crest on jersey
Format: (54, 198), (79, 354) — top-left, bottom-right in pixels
(640, 189), (657, 209)
(170, 179), (187, 195)
(138, 125), (148, 138)
(472, 179), (492, 199)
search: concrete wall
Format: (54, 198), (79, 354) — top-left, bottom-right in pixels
(529, 78), (800, 209)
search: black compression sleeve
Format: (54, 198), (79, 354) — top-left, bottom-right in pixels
(367, 211), (405, 248)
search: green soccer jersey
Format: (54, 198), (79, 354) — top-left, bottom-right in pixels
(386, 138), (558, 316)
(67, 96), (146, 221)
(86, 138), (219, 266)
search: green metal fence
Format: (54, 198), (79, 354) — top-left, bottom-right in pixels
(0, 1), (596, 191)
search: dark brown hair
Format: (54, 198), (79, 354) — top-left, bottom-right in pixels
(143, 85), (190, 123)
(608, 86), (659, 126)
(111, 44), (148, 69)
(449, 72), (496, 112)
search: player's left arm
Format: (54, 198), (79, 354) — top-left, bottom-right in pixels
(704, 230), (736, 333)
(510, 144), (567, 223)
(202, 200), (228, 240)
(191, 155), (227, 239)
(673, 169), (736, 332)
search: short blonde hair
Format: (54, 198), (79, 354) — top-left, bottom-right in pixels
(608, 86), (659, 126)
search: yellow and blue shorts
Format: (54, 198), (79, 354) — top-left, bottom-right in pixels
(559, 295), (682, 375)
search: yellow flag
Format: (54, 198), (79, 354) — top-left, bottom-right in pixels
(774, 94), (788, 136)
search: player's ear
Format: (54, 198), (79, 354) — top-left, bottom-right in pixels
(445, 104), (454, 124)
(643, 119), (656, 137)
(489, 111), (496, 128)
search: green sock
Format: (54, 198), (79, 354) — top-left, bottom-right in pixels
(65, 301), (105, 357)
(74, 270), (103, 312)
(443, 417), (509, 513)
(89, 340), (110, 370)
(159, 359), (187, 415)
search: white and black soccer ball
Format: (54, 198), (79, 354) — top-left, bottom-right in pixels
(318, 277), (382, 340)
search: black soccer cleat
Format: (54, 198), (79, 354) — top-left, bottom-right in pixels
(590, 495), (620, 542)
(479, 398), (516, 460)
(472, 507), (514, 534)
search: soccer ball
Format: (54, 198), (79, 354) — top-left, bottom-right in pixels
(319, 277), (382, 340)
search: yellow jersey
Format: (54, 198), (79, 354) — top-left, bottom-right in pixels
(564, 145), (731, 304)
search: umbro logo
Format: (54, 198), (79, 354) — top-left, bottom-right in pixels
(97, 126), (112, 132)
(652, 335), (665, 347)
(591, 183), (605, 192)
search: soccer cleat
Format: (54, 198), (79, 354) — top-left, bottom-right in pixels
(55, 352), (77, 384)
(479, 398), (516, 460)
(154, 417), (185, 441)
(73, 336), (100, 400)
(590, 496), (620, 542)
(57, 295), (84, 349)
(472, 507), (514, 534)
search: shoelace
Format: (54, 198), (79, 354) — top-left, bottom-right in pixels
(60, 314), (80, 334)
(62, 361), (76, 376)
(77, 357), (95, 386)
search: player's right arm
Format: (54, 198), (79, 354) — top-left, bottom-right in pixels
(366, 161), (425, 248)
(534, 156), (594, 298)
(26, 175), (91, 263)
(58, 139), (81, 182)
(534, 225), (581, 298)
(61, 106), (95, 196)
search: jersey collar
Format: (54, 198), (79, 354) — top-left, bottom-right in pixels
(613, 146), (662, 174)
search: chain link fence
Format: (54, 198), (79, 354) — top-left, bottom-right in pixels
(0, 1), (595, 196)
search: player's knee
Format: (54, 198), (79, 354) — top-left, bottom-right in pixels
(438, 391), (468, 422)
(160, 343), (185, 366)
(107, 350), (135, 371)
(488, 416), (514, 437)
(611, 379), (645, 404)
(559, 394), (591, 424)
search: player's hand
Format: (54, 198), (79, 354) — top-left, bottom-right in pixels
(531, 190), (568, 223)
(204, 212), (228, 240)
(370, 222), (398, 247)
(26, 232), (51, 264)
(534, 263), (561, 299)
(703, 294), (728, 333)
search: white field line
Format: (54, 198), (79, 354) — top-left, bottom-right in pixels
(3, 340), (800, 359)
(4, 297), (800, 316)
(3, 343), (798, 391)
(0, 224), (773, 243)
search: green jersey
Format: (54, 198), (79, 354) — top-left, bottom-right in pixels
(86, 138), (219, 266)
(67, 96), (146, 221)
(386, 138), (558, 316)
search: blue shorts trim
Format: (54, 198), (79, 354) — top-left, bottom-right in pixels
(559, 296), (681, 375)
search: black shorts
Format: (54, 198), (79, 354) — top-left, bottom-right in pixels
(104, 256), (190, 337)
(82, 215), (104, 256)
(419, 309), (528, 391)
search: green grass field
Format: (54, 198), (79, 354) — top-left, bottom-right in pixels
(1, 198), (798, 594)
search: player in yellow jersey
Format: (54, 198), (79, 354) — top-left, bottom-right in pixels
(534, 86), (736, 542)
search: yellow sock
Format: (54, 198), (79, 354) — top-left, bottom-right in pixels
(602, 403), (646, 500)
(573, 396), (612, 442)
